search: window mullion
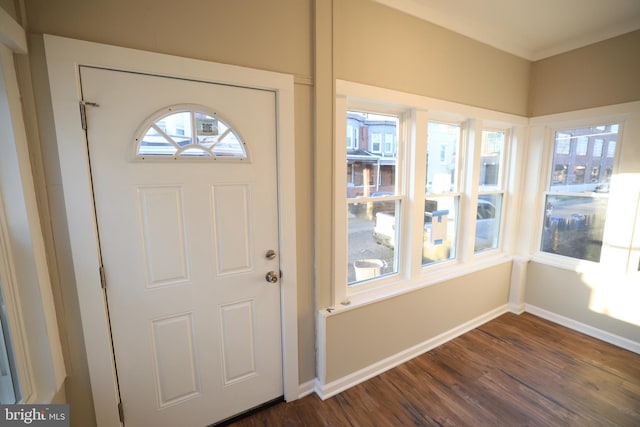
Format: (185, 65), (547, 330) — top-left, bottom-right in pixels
(410, 110), (428, 277)
(461, 119), (482, 261)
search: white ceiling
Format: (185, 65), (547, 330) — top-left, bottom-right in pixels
(374, 0), (640, 61)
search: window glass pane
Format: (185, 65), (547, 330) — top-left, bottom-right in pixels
(139, 125), (178, 156)
(549, 125), (618, 193)
(196, 114), (247, 158)
(423, 196), (458, 265)
(180, 146), (209, 157)
(426, 122), (460, 193)
(164, 111), (192, 146)
(479, 130), (505, 190)
(211, 132), (245, 157)
(541, 195), (608, 262)
(137, 110), (247, 159)
(0, 283), (20, 403)
(349, 200), (398, 284)
(474, 194), (502, 252)
(346, 111), (399, 198)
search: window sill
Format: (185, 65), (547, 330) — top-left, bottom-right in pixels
(531, 252), (594, 272)
(325, 253), (513, 316)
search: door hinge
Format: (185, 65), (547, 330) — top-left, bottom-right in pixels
(117, 401), (125, 423)
(79, 101), (99, 130)
(99, 266), (107, 289)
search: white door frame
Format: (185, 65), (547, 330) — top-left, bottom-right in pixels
(42, 34), (298, 426)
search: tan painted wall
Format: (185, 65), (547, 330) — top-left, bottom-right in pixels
(23, 1), (314, 426)
(0, 0), (17, 20)
(525, 105), (640, 344)
(325, 262), (512, 382)
(17, 0), (640, 425)
(318, 0), (525, 384)
(24, 0), (312, 78)
(334, 0), (531, 116)
(529, 30), (640, 117)
(526, 262), (640, 343)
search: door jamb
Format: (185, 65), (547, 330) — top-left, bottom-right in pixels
(41, 34), (298, 426)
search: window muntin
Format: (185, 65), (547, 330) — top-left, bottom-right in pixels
(541, 124), (620, 262)
(475, 130), (506, 252)
(423, 122), (461, 265)
(347, 111), (401, 285)
(135, 107), (247, 160)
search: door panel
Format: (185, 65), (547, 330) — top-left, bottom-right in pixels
(138, 186), (189, 287)
(80, 66), (282, 426)
(212, 184), (252, 274)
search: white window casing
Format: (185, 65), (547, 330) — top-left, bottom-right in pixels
(334, 80), (526, 308)
(0, 14), (66, 404)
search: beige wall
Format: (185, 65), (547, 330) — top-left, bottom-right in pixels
(526, 262), (640, 343)
(317, 0), (526, 384)
(14, 0), (640, 426)
(524, 103), (640, 345)
(23, 1), (314, 426)
(25, 0), (312, 78)
(334, 0), (531, 116)
(324, 262), (512, 382)
(529, 30), (640, 117)
(0, 0), (17, 20)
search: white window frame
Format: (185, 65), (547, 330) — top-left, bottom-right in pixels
(334, 81), (525, 307)
(536, 121), (622, 267)
(528, 102), (640, 275)
(422, 119), (465, 268)
(342, 106), (408, 295)
(0, 11), (66, 404)
(474, 126), (511, 254)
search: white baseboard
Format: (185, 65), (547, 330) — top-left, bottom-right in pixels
(508, 302), (526, 314)
(524, 304), (640, 354)
(304, 303), (639, 403)
(297, 379), (316, 399)
(315, 304), (509, 400)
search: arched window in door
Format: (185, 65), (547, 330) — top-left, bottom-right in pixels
(134, 105), (248, 160)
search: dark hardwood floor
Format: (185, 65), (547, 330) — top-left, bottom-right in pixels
(230, 312), (640, 426)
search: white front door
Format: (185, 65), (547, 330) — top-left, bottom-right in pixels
(81, 66), (283, 426)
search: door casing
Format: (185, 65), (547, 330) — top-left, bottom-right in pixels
(42, 34), (298, 426)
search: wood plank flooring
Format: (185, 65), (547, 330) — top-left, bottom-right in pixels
(230, 312), (640, 426)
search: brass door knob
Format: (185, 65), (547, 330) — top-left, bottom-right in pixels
(265, 271), (279, 283)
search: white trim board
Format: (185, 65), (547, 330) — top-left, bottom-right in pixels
(524, 304), (640, 355)
(297, 379), (316, 399)
(42, 34), (298, 426)
(314, 303), (639, 401)
(315, 304), (509, 400)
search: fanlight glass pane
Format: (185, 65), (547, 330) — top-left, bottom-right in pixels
(136, 109), (247, 159)
(139, 126), (177, 156)
(195, 112), (221, 147)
